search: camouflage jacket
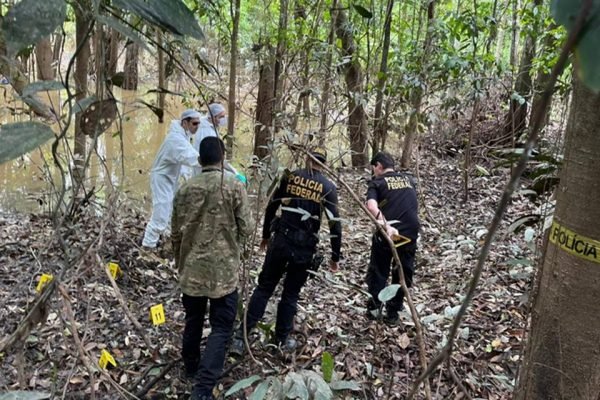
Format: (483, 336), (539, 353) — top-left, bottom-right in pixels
(172, 166), (252, 298)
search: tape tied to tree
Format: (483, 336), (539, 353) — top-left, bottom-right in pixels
(549, 220), (600, 264)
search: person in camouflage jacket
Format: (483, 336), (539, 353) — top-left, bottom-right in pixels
(172, 137), (252, 400)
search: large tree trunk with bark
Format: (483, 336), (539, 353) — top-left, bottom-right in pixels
(253, 50), (275, 161)
(515, 77), (600, 400)
(35, 37), (54, 80)
(334, 9), (368, 167)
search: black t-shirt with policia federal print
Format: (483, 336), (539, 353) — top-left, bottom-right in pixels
(366, 171), (420, 241)
(262, 168), (342, 262)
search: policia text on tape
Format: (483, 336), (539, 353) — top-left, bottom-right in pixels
(549, 220), (599, 264)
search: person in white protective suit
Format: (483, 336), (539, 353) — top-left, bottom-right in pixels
(142, 109), (201, 248)
(194, 103), (227, 150)
(191, 103), (241, 178)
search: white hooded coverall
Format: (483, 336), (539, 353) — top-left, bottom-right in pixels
(142, 120), (199, 247)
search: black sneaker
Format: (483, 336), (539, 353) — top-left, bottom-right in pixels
(190, 386), (215, 400)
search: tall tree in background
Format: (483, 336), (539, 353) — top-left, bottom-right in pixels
(123, 41), (139, 90)
(253, 46), (275, 160)
(227, 0), (242, 155)
(157, 30), (166, 123)
(35, 37), (54, 80)
(319, 0), (337, 141)
(400, 0), (435, 169)
(515, 76), (600, 400)
(335, 8), (368, 166)
(502, 0), (542, 143)
(372, 0), (394, 153)
(74, 0), (92, 187)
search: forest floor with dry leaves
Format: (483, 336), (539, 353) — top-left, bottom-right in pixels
(0, 143), (547, 399)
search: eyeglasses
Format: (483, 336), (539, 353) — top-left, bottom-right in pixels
(191, 121), (200, 126)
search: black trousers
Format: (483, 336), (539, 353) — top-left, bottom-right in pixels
(366, 234), (416, 314)
(182, 290), (238, 396)
(244, 232), (313, 342)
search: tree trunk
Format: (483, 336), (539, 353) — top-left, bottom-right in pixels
(501, 0), (541, 144)
(273, 0), (288, 133)
(157, 30), (166, 123)
(400, 0), (435, 169)
(515, 77), (600, 400)
(74, 1), (92, 187)
(373, 0), (394, 154)
(35, 37), (54, 80)
(334, 9), (368, 167)
(318, 0), (337, 143)
(509, 0), (520, 66)
(52, 33), (63, 76)
(122, 42), (139, 90)
(227, 0), (241, 155)
(253, 51), (275, 161)
(529, 23), (557, 132)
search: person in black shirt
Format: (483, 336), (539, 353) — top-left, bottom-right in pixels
(366, 151), (420, 324)
(232, 148), (342, 353)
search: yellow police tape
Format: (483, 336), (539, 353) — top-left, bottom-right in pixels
(549, 220), (599, 264)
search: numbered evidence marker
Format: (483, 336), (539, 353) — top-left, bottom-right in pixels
(98, 349), (117, 369)
(36, 274), (53, 293)
(150, 304), (166, 326)
(107, 262), (122, 279)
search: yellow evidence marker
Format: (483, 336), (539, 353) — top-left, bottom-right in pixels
(98, 349), (117, 369)
(107, 262), (122, 279)
(36, 274), (53, 293)
(150, 304), (166, 326)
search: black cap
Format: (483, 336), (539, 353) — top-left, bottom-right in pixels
(370, 151), (395, 168)
(310, 147), (327, 163)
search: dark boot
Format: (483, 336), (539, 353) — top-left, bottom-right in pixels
(230, 328), (246, 356)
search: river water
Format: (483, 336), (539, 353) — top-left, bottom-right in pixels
(0, 88), (256, 214)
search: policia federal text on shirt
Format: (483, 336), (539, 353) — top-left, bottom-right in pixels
(232, 149), (341, 353)
(365, 151), (420, 325)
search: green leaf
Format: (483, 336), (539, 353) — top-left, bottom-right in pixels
(475, 165), (490, 176)
(225, 375), (262, 397)
(95, 14), (150, 52)
(22, 81), (65, 98)
(2, 0), (66, 56)
(112, 0), (204, 40)
(0, 392), (51, 400)
(330, 380), (361, 391)
(352, 4), (373, 18)
(301, 370), (333, 400)
(378, 284), (400, 303)
(248, 380), (270, 400)
(0, 122), (55, 165)
(283, 372), (309, 400)
(551, 0), (600, 91)
(321, 352), (334, 383)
